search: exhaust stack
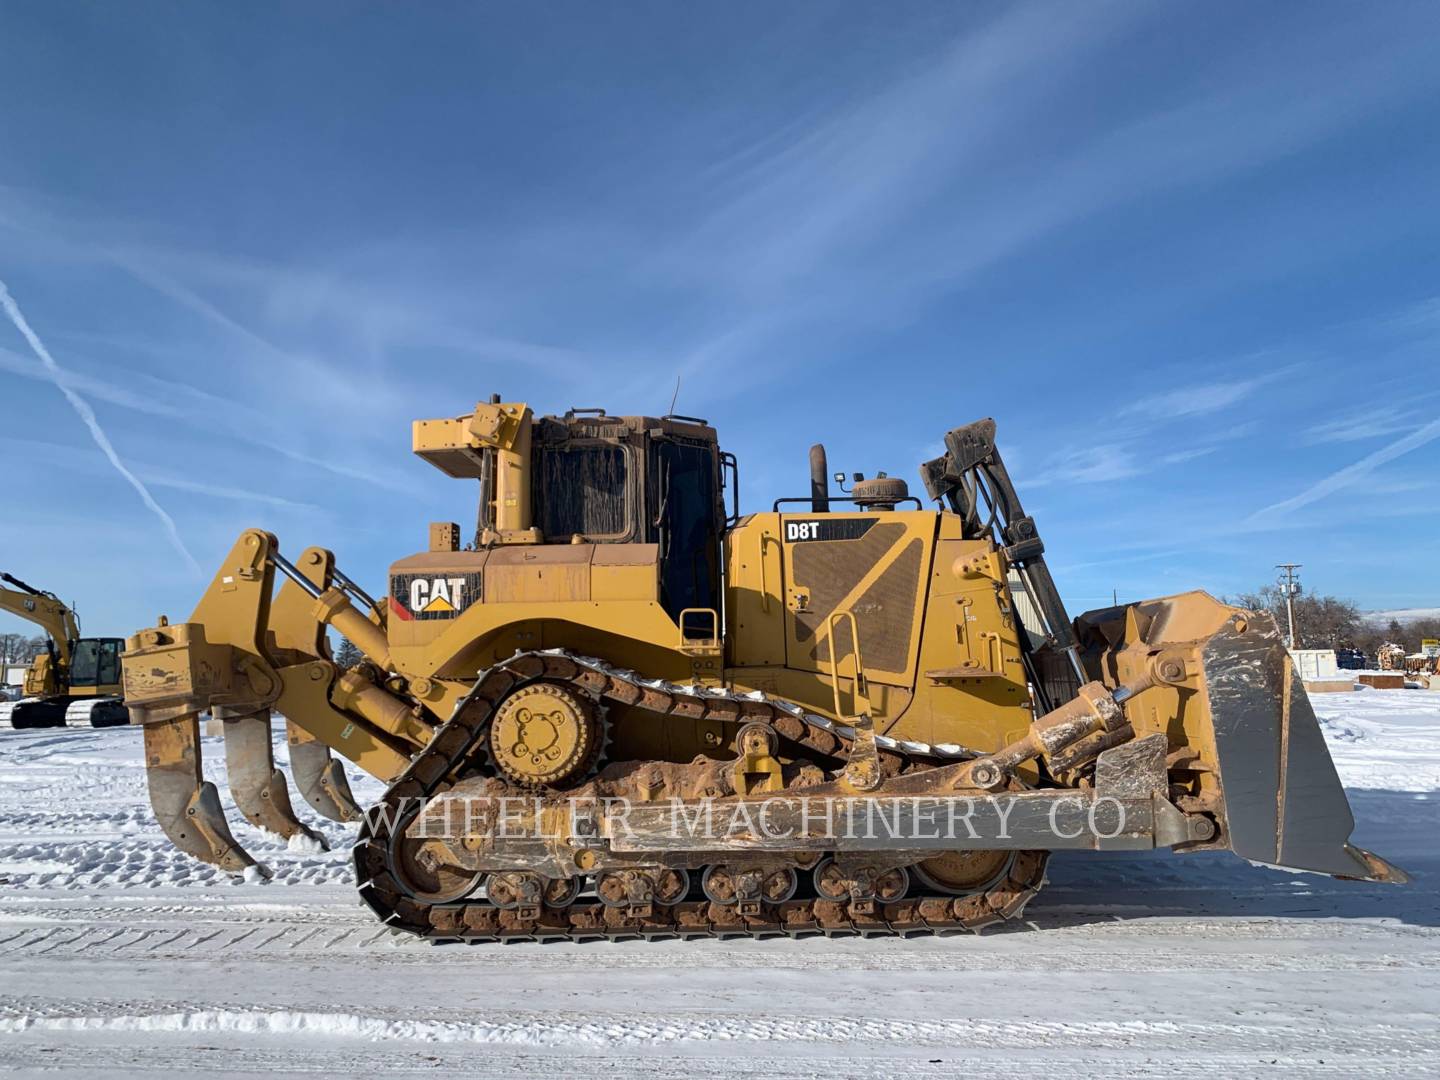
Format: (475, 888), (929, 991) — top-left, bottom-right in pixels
(809, 444), (830, 513)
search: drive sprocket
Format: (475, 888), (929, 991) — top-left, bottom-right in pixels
(487, 680), (604, 788)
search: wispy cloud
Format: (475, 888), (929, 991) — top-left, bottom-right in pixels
(0, 279), (201, 574)
(1378, 295), (1440, 336)
(140, 473), (317, 510)
(1160, 446), (1219, 465)
(0, 342), (413, 495)
(1029, 445), (1140, 487)
(685, 3), (1152, 297)
(1304, 404), (1418, 444)
(1247, 416), (1440, 524)
(0, 436), (318, 511)
(0, 345), (180, 419)
(1026, 417), (1252, 489)
(1052, 547), (1195, 575)
(1119, 375), (1275, 421)
(665, 7), (1440, 387)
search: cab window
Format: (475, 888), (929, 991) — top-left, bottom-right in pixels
(535, 445), (631, 540)
(69, 639), (121, 687)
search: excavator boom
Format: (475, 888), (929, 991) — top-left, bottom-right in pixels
(1, 571), (79, 670)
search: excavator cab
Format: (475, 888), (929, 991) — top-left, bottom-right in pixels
(66, 637), (125, 691)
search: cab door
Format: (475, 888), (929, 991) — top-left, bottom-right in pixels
(96, 638), (122, 689)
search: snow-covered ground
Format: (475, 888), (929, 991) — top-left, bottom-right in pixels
(0, 691), (1436, 1078)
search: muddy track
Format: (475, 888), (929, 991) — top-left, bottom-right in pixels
(354, 650), (1049, 943)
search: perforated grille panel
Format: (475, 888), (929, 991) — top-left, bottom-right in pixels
(790, 523), (923, 675)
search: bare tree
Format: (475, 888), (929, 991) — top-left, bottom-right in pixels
(1231, 585), (1364, 650)
(1231, 585), (1440, 657)
(0, 634), (20, 666)
(0, 633), (39, 666)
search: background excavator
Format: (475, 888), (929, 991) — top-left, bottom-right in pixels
(1, 571), (128, 728)
(120, 400), (1404, 943)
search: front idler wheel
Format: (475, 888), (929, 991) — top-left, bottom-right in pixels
(386, 812), (485, 905)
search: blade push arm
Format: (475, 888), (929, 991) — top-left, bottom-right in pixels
(920, 419), (1085, 690)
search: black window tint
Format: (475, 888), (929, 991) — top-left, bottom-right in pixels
(70, 639), (100, 686)
(97, 640), (121, 686)
(537, 446), (629, 539)
(652, 440), (719, 622)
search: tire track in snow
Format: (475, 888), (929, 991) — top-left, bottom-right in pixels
(0, 916), (1432, 971)
(0, 1005), (1436, 1063)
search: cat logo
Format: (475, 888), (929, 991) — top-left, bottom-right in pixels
(409, 576), (467, 615)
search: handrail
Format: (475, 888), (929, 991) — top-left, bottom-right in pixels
(721, 451), (740, 526)
(677, 607), (721, 655)
(823, 609), (867, 720)
(771, 495), (924, 512)
(758, 531), (778, 613)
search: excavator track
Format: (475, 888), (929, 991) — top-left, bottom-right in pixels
(354, 649), (1050, 944)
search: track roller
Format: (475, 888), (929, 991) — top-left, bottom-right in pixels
(702, 864), (800, 914)
(596, 867), (688, 913)
(813, 858), (910, 913)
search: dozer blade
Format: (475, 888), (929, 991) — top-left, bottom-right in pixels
(1201, 614), (1406, 882)
(1078, 591), (1407, 884)
(219, 707), (329, 848)
(286, 718), (362, 823)
(143, 713), (264, 875)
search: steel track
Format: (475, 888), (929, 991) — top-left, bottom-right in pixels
(354, 650), (1049, 943)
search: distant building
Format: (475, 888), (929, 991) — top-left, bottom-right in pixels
(2, 662), (28, 687)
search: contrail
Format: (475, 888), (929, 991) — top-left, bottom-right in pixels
(0, 278), (202, 574)
(1247, 415), (1440, 524)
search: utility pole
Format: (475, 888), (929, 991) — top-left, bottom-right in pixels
(1276, 563), (1302, 648)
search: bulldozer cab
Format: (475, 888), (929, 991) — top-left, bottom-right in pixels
(530, 411), (725, 624)
(415, 403), (727, 628)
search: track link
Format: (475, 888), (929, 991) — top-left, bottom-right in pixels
(354, 650), (1049, 943)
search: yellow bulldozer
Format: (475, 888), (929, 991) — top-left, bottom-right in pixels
(1, 571), (128, 728)
(120, 400), (1404, 942)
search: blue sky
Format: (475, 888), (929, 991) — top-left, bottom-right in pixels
(2, 2), (1439, 638)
